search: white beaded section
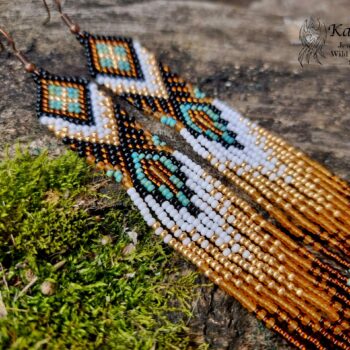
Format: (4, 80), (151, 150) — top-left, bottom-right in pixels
(171, 151), (256, 260)
(126, 151), (255, 261)
(178, 99), (293, 185)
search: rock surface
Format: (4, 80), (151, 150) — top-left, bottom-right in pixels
(1, 0), (349, 349)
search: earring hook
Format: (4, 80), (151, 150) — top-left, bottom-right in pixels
(42, 0), (51, 25)
(0, 28), (38, 74)
(42, 0), (81, 34)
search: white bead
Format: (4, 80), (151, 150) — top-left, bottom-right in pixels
(211, 200), (218, 208)
(192, 233), (200, 241)
(155, 227), (163, 235)
(163, 234), (172, 244)
(192, 219), (200, 226)
(206, 184), (213, 192)
(216, 228), (225, 237)
(285, 175), (293, 184)
(215, 238), (224, 246)
(269, 173), (277, 181)
(217, 218), (225, 226)
(223, 235), (231, 243)
(214, 180), (221, 188)
(237, 168), (244, 176)
(202, 217), (210, 225)
(206, 230), (214, 238)
(226, 227), (234, 234)
(223, 200), (231, 207)
(227, 215), (235, 224)
(166, 220), (174, 229)
(234, 233), (242, 242)
(127, 188), (136, 195)
(201, 240), (209, 249)
(223, 248), (231, 256)
(232, 244), (240, 253)
(214, 192), (222, 200)
(242, 250), (251, 259)
(219, 207), (227, 215)
(174, 229), (182, 237)
(183, 237), (191, 246)
(209, 211), (216, 220)
(218, 164), (226, 172)
(147, 218), (156, 226)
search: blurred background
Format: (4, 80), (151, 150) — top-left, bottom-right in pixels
(0, 1), (349, 349)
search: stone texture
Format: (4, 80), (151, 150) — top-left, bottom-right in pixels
(1, 0), (349, 349)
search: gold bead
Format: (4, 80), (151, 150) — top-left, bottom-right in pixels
(245, 275), (254, 284)
(268, 281), (275, 289)
(234, 279), (243, 288)
(224, 272), (233, 280)
(255, 284), (263, 293)
(277, 288), (285, 296)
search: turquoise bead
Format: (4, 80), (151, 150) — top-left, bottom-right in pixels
(114, 46), (127, 56)
(118, 60), (131, 71)
(113, 170), (123, 183)
(100, 58), (113, 68)
(67, 87), (79, 98)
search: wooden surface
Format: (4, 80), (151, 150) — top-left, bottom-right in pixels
(1, 1), (350, 349)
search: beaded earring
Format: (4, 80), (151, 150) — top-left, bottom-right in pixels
(50, 0), (350, 273)
(1, 22), (350, 350)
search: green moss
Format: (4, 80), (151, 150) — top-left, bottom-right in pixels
(0, 149), (199, 349)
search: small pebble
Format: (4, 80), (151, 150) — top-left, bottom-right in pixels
(127, 230), (138, 245)
(24, 269), (36, 282)
(101, 235), (113, 245)
(41, 281), (56, 296)
(122, 243), (136, 256)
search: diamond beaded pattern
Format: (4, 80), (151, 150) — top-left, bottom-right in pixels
(86, 34), (144, 79)
(80, 32), (245, 151)
(38, 72), (93, 124)
(35, 69), (201, 216)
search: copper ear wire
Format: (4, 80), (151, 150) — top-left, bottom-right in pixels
(0, 28), (38, 74)
(42, 0), (51, 25)
(43, 0), (81, 34)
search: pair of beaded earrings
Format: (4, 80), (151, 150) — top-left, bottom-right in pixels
(1, 1), (350, 348)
